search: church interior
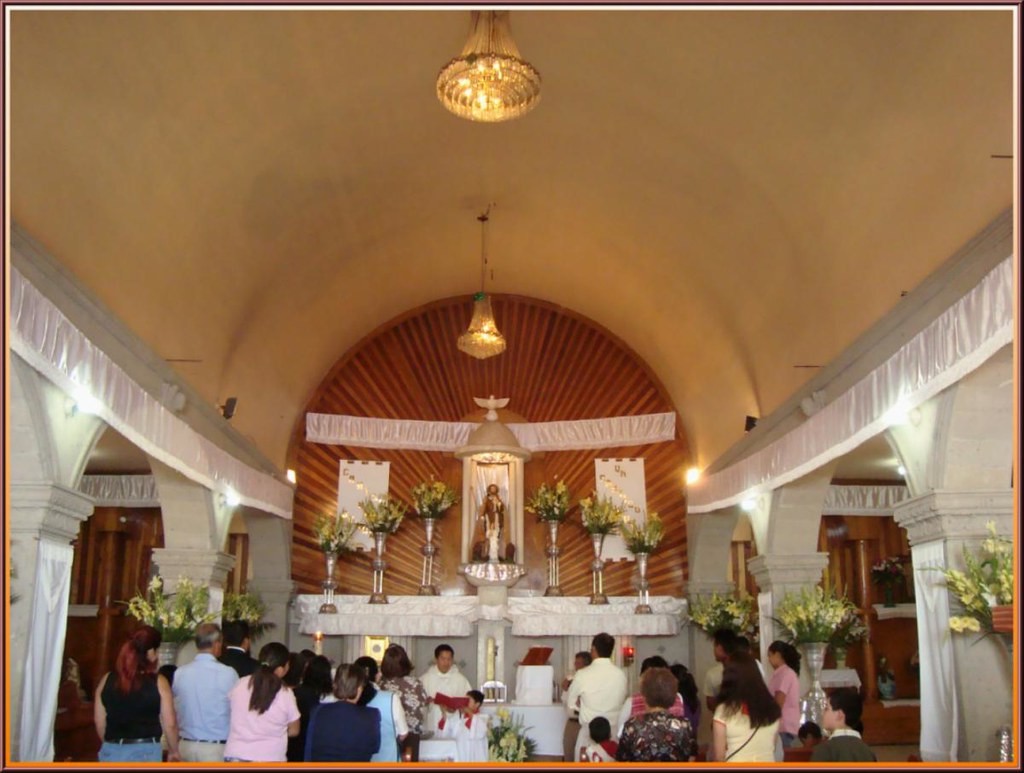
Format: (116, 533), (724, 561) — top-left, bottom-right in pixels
(6, 5), (1017, 765)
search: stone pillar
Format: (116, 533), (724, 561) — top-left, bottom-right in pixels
(895, 490), (1013, 762)
(245, 577), (296, 648)
(8, 482), (94, 762)
(685, 579), (737, 746)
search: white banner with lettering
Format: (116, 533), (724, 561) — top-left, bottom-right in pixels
(338, 461), (390, 551)
(594, 458), (647, 562)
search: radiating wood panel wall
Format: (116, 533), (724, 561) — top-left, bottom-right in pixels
(289, 295), (694, 597)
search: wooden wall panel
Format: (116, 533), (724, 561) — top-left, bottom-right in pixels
(289, 295), (693, 596)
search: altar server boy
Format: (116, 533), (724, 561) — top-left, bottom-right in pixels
(437, 690), (490, 762)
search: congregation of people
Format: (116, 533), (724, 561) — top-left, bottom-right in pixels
(89, 621), (876, 764)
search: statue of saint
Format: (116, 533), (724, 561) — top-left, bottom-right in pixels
(472, 484), (515, 563)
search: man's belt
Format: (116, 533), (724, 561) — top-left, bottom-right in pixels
(181, 738), (227, 744)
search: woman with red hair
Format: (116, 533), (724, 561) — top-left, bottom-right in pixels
(93, 625), (181, 762)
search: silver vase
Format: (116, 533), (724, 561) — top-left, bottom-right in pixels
(419, 518), (438, 596)
(319, 551), (339, 613)
(157, 641), (180, 668)
(589, 533), (608, 605)
(800, 642), (829, 727)
(544, 520), (563, 597)
(634, 552), (652, 614)
(369, 531), (389, 604)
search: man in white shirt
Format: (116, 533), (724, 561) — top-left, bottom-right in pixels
(703, 628), (736, 713)
(565, 633), (627, 761)
(420, 643), (473, 736)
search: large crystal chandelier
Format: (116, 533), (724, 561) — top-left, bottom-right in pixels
(457, 211), (507, 359)
(437, 11), (541, 123)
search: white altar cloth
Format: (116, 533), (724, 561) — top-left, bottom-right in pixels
(419, 738), (460, 762)
(515, 665), (554, 705)
(295, 594), (686, 637)
(820, 668), (862, 690)
(481, 703), (566, 757)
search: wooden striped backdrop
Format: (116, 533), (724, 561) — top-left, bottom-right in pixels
(288, 295), (694, 597)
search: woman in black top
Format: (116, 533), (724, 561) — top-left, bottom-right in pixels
(93, 625), (180, 762)
(305, 664), (381, 762)
(287, 655), (334, 762)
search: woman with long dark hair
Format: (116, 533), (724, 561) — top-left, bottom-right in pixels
(767, 641), (802, 747)
(288, 655), (335, 762)
(224, 642), (300, 762)
(670, 663), (702, 733)
(93, 625), (180, 763)
(379, 644), (430, 761)
(711, 654), (781, 762)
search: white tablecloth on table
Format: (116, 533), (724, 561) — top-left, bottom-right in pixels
(419, 738), (460, 762)
(481, 703), (566, 757)
(515, 665), (554, 705)
(820, 668), (862, 689)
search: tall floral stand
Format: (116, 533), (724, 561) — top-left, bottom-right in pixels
(589, 534), (609, 605)
(544, 521), (563, 597)
(319, 552), (339, 613)
(634, 552), (652, 614)
(369, 532), (390, 605)
(800, 642), (829, 727)
(158, 641), (180, 668)
(418, 519), (439, 596)
(994, 608), (1014, 761)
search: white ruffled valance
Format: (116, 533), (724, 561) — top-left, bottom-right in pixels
(689, 256), (1013, 513)
(821, 484), (911, 515)
(79, 475), (160, 507)
(10, 267), (293, 519)
(306, 412), (676, 451)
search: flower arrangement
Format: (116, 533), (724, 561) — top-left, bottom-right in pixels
(871, 557), (905, 587)
(221, 590), (274, 638)
(487, 708), (537, 763)
(940, 521), (1013, 634)
(123, 576), (218, 643)
(689, 592), (757, 638)
(525, 480), (571, 522)
(830, 608), (868, 647)
(313, 509), (359, 553)
(619, 512), (664, 554)
(358, 495), (407, 534)
(774, 585), (858, 645)
(410, 478), (459, 519)
(578, 493), (623, 535)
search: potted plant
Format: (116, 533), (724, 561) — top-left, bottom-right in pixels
(487, 708), (537, 762)
(871, 556), (905, 607)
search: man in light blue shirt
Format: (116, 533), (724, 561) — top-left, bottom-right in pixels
(172, 622), (239, 762)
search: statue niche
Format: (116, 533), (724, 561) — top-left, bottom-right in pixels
(472, 483), (517, 563)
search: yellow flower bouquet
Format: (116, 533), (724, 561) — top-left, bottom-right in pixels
(689, 591), (757, 638)
(579, 493), (623, 535)
(487, 708), (537, 762)
(123, 575), (218, 643)
(410, 478), (459, 519)
(358, 494), (407, 534)
(222, 590), (275, 637)
(313, 509), (359, 554)
(619, 511), (664, 554)
(774, 585), (857, 644)
(939, 521), (1013, 634)
(525, 480), (572, 523)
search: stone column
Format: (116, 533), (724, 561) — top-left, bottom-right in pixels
(8, 482), (94, 762)
(895, 490), (1013, 762)
(245, 577), (296, 648)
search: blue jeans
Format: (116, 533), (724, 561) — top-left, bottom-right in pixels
(98, 741), (162, 762)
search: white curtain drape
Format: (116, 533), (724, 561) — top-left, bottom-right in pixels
(690, 256), (1012, 512)
(79, 474), (159, 507)
(18, 540), (74, 762)
(913, 541), (957, 762)
(10, 267), (293, 519)
(821, 484), (911, 515)
(306, 412), (676, 451)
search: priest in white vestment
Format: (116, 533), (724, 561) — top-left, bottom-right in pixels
(420, 644), (473, 735)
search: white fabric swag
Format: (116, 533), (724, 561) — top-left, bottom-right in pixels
(306, 412), (676, 451)
(18, 541), (74, 762)
(821, 484), (911, 515)
(913, 541), (958, 762)
(10, 266), (293, 519)
(689, 255), (1013, 512)
(79, 475), (160, 507)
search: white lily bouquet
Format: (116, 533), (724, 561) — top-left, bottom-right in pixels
(123, 575), (218, 643)
(620, 511), (664, 554)
(410, 478), (459, 519)
(689, 591), (757, 638)
(358, 494), (407, 534)
(526, 480), (572, 523)
(488, 708), (537, 763)
(313, 509), (359, 554)
(774, 585), (857, 644)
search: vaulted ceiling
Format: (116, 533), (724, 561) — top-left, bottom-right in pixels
(9, 8), (1014, 473)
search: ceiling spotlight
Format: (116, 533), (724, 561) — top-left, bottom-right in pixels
(224, 488), (241, 507)
(67, 388), (103, 417)
(740, 497), (758, 512)
(744, 415), (758, 432)
(286, 469), (297, 484)
(897, 465), (907, 477)
(883, 398), (912, 427)
(220, 397), (237, 420)
(685, 467), (701, 486)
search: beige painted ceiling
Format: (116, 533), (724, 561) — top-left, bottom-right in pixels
(10, 8), (1013, 472)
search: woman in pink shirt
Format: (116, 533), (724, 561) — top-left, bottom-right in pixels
(225, 642), (300, 762)
(767, 641), (802, 747)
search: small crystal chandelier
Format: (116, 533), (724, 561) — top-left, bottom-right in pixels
(457, 210), (507, 359)
(437, 11), (541, 123)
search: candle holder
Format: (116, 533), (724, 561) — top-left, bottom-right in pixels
(418, 518), (439, 596)
(589, 533), (609, 605)
(313, 631), (323, 656)
(544, 520), (563, 596)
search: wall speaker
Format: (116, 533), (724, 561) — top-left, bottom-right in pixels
(744, 415), (758, 432)
(221, 397), (237, 420)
